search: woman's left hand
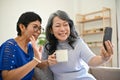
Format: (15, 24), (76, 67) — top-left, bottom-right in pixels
(48, 53), (57, 66)
(100, 40), (113, 61)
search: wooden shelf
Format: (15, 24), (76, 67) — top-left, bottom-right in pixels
(88, 45), (102, 48)
(76, 8), (110, 16)
(81, 27), (104, 36)
(86, 41), (102, 44)
(77, 17), (110, 23)
(87, 41), (102, 48)
(82, 31), (103, 36)
(76, 7), (111, 67)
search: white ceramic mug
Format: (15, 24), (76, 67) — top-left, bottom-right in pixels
(55, 49), (68, 62)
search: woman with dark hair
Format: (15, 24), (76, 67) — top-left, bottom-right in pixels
(0, 12), (42, 80)
(42, 10), (113, 80)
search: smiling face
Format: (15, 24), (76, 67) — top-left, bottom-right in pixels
(51, 16), (70, 42)
(21, 20), (41, 41)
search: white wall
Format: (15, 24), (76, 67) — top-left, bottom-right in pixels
(116, 0), (120, 67)
(0, 0), (75, 44)
(74, 0), (117, 67)
(0, 0), (118, 66)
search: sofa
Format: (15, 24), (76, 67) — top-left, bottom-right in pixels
(89, 67), (120, 80)
(34, 67), (120, 80)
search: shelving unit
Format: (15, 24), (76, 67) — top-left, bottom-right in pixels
(76, 7), (112, 67)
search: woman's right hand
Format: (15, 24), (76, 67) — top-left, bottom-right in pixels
(48, 53), (57, 66)
(30, 35), (42, 60)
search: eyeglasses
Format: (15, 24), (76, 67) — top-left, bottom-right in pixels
(33, 26), (44, 32)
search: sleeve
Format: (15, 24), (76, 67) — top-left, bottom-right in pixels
(34, 45), (54, 80)
(79, 38), (96, 64)
(0, 41), (17, 70)
(42, 45), (49, 60)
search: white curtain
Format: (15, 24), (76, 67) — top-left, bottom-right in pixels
(116, 0), (120, 67)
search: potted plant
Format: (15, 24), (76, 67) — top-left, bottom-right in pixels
(37, 29), (46, 46)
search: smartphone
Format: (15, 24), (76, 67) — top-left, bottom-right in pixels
(103, 27), (112, 50)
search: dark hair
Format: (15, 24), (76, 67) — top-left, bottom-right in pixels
(17, 12), (42, 36)
(45, 10), (78, 55)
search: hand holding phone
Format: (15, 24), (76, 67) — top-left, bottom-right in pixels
(103, 27), (112, 51)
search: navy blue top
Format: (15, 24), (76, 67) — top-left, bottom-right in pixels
(0, 39), (34, 80)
